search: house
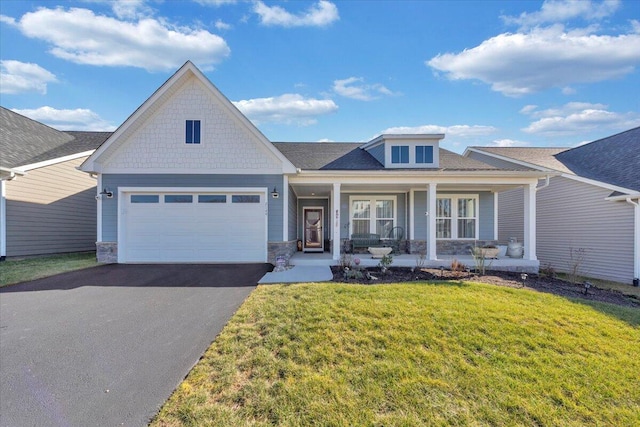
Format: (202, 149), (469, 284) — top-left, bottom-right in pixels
(79, 61), (549, 271)
(465, 128), (640, 285)
(0, 107), (110, 259)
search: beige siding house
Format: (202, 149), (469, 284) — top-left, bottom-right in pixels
(0, 107), (110, 259)
(465, 127), (640, 285)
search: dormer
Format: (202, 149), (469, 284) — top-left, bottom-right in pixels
(362, 134), (444, 168)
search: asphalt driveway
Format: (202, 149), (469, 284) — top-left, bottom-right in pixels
(0, 263), (271, 427)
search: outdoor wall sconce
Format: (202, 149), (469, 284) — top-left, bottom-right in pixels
(99, 188), (113, 198)
(271, 186), (279, 199)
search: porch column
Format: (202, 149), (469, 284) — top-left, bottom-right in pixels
(523, 182), (537, 261)
(332, 183), (341, 260)
(1, 180), (6, 260)
(427, 182), (437, 260)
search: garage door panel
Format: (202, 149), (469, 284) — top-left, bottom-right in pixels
(122, 191), (266, 263)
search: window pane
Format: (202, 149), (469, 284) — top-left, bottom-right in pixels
(198, 195), (226, 203)
(232, 195), (260, 203)
(436, 198), (451, 217)
(436, 219), (451, 238)
(193, 120), (201, 144)
(186, 120), (193, 144)
(416, 146), (433, 163)
(131, 195), (159, 203)
(352, 220), (369, 235)
(376, 220), (393, 237)
(400, 146), (408, 163)
(458, 198), (476, 217)
(458, 219), (476, 238)
(165, 195), (193, 203)
(352, 200), (370, 219)
(391, 146), (400, 163)
(376, 200), (393, 219)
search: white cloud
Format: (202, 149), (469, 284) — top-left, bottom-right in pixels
(502, 0), (620, 29)
(0, 60), (58, 95)
(490, 139), (530, 147)
(317, 138), (334, 142)
(215, 19), (232, 30)
(521, 102), (640, 135)
(333, 77), (398, 101)
(11, 106), (116, 131)
(0, 15), (16, 25)
(233, 94), (338, 125)
(381, 124), (497, 138)
(253, 0), (339, 27)
(194, 0), (238, 5)
(9, 7), (230, 72)
(111, 0), (153, 19)
(427, 25), (640, 97)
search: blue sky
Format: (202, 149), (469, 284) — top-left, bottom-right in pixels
(1, 0), (639, 152)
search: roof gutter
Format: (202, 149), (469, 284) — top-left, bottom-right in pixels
(0, 167), (27, 181)
(536, 175), (551, 192)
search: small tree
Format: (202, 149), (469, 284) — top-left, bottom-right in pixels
(567, 247), (587, 284)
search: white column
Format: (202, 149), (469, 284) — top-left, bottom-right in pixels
(282, 176), (289, 242)
(427, 183), (437, 260)
(631, 199), (640, 282)
(1, 180), (6, 259)
(409, 190), (415, 240)
(332, 183), (341, 260)
(96, 174), (103, 242)
(493, 191), (498, 240)
(523, 182), (537, 261)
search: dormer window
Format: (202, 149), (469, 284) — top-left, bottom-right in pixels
(391, 146), (409, 164)
(415, 146), (434, 164)
(185, 120), (201, 144)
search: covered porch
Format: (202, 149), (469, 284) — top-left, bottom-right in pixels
(286, 172), (544, 270)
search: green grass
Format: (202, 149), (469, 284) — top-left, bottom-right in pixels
(556, 273), (640, 299)
(151, 282), (640, 427)
(0, 252), (98, 287)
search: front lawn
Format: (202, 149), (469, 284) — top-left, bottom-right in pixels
(152, 282), (640, 426)
(0, 252), (98, 287)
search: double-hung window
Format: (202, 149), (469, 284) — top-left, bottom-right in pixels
(185, 120), (201, 144)
(436, 195), (478, 239)
(350, 196), (396, 237)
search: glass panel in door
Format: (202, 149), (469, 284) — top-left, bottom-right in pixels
(303, 208), (324, 252)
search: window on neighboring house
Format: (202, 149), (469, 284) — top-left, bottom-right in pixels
(436, 196), (477, 239)
(416, 146), (434, 164)
(391, 145), (409, 164)
(185, 120), (201, 144)
(350, 197), (396, 237)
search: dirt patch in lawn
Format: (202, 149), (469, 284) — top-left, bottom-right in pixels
(331, 266), (639, 308)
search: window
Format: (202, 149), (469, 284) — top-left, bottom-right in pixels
(350, 197), (396, 236)
(416, 146), (434, 164)
(198, 195), (226, 203)
(436, 195), (477, 239)
(185, 120), (201, 144)
(165, 195), (193, 203)
(232, 195), (260, 203)
(391, 145), (409, 164)
(131, 195), (159, 203)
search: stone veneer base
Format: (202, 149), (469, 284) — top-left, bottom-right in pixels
(96, 242), (118, 263)
(268, 240), (298, 266)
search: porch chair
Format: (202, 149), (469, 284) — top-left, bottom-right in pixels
(386, 226), (404, 254)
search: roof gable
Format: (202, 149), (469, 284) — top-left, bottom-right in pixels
(81, 61), (296, 174)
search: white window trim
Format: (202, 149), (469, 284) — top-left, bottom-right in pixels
(436, 194), (479, 240)
(185, 118), (203, 145)
(348, 195), (397, 237)
(385, 142), (439, 168)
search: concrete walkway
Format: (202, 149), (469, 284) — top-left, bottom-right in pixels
(258, 265), (333, 284)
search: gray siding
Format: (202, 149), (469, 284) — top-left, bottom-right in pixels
(366, 144), (385, 166)
(101, 174), (284, 242)
(536, 176), (635, 284)
(6, 157), (97, 256)
(497, 188), (524, 244)
(479, 192), (495, 240)
(413, 191), (427, 239)
(288, 185), (297, 241)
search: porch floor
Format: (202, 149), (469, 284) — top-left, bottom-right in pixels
(289, 252), (539, 274)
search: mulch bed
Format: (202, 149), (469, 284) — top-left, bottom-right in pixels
(331, 266), (639, 308)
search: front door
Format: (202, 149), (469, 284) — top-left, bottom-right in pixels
(303, 207), (324, 252)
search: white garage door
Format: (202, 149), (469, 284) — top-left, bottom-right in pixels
(120, 190), (267, 263)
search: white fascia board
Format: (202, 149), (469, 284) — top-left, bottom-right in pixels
(98, 167), (284, 175)
(559, 173), (638, 195)
(18, 150), (95, 171)
(290, 173), (543, 186)
(605, 192), (640, 202)
(362, 133), (445, 150)
(0, 167), (27, 180)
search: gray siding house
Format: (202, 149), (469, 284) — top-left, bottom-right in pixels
(0, 107), (110, 258)
(465, 128), (640, 285)
(80, 61), (549, 271)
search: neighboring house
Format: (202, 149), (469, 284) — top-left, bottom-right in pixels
(80, 61), (549, 270)
(0, 107), (110, 259)
(465, 128), (640, 285)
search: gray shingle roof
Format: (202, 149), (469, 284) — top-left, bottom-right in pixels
(471, 127), (640, 192)
(1, 107), (111, 168)
(273, 142), (500, 171)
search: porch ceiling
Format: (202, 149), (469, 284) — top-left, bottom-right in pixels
(290, 182), (525, 198)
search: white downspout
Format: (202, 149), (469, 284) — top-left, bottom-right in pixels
(625, 198), (640, 285)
